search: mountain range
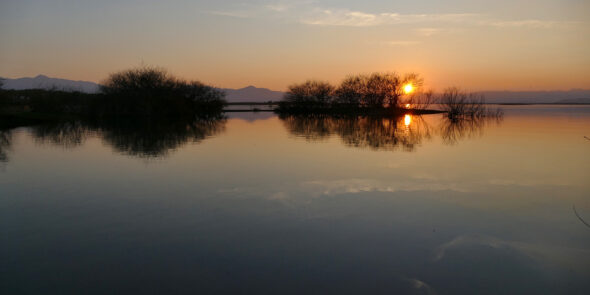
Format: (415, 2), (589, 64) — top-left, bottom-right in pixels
(474, 90), (590, 104)
(1, 75), (589, 103)
(219, 86), (284, 102)
(0, 75), (284, 102)
(1, 75), (101, 93)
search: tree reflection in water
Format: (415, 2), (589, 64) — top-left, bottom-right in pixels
(281, 114), (434, 151)
(3, 113), (502, 161)
(438, 116), (503, 145)
(0, 129), (11, 162)
(94, 114), (226, 158)
(26, 114), (227, 158)
(32, 121), (90, 148)
(281, 113), (502, 151)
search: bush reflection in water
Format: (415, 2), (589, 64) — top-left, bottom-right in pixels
(25, 114), (227, 158)
(0, 113), (502, 161)
(439, 115), (503, 145)
(281, 114), (502, 150)
(0, 130), (10, 162)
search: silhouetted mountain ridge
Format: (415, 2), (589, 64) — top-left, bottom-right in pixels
(1, 75), (589, 103)
(1, 75), (100, 93)
(220, 85), (284, 102)
(476, 89), (590, 103)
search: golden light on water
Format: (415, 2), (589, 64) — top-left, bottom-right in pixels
(404, 84), (414, 94)
(404, 114), (412, 126)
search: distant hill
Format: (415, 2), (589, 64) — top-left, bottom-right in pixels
(220, 86), (284, 103)
(476, 89), (590, 104)
(1, 75), (588, 104)
(0, 75), (100, 93)
(0, 76), (284, 101)
(553, 97), (590, 104)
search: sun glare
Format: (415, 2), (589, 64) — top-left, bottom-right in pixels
(404, 114), (412, 126)
(404, 84), (414, 94)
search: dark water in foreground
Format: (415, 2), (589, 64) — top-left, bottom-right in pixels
(1, 106), (589, 294)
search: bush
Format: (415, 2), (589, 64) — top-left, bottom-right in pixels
(278, 72), (426, 113)
(439, 87), (503, 119)
(99, 66), (225, 116)
(0, 89), (94, 114)
(334, 73), (419, 108)
(100, 66), (179, 95)
(281, 80), (334, 110)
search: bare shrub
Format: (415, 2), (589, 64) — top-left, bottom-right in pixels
(282, 80), (335, 110)
(439, 87), (503, 119)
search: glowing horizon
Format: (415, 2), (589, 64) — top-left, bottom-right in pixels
(1, 0), (589, 92)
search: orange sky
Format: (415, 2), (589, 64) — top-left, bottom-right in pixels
(1, 0), (589, 91)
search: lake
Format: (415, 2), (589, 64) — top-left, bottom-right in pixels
(1, 105), (589, 294)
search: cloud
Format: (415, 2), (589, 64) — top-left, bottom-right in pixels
(207, 10), (255, 18)
(300, 178), (471, 196)
(265, 4), (290, 12)
(301, 9), (573, 29)
(415, 28), (445, 37)
(434, 235), (506, 261)
(266, 0), (317, 11)
(208, 3), (577, 30)
(384, 40), (420, 47)
(403, 278), (438, 295)
(301, 9), (476, 27)
(488, 20), (571, 29)
(433, 234), (590, 275)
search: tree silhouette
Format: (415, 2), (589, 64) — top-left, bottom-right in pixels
(279, 72), (424, 113)
(280, 80), (335, 111)
(99, 66), (225, 116)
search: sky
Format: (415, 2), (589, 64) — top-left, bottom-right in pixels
(0, 0), (589, 91)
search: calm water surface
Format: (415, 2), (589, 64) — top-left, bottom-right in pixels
(1, 106), (589, 294)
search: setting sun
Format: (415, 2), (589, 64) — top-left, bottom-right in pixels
(404, 114), (412, 126)
(404, 84), (414, 94)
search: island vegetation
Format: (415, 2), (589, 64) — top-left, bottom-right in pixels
(276, 72), (438, 115)
(0, 67), (230, 160)
(0, 67), (508, 161)
(0, 66), (226, 128)
(1, 66), (503, 133)
(275, 72), (502, 119)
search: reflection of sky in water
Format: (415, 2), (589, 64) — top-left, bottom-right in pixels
(1, 106), (589, 294)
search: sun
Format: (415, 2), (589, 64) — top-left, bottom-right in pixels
(404, 84), (414, 94)
(404, 114), (412, 126)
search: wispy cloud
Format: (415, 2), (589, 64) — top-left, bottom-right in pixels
(207, 3), (576, 30)
(300, 178), (471, 196)
(488, 19), (570, 29)
(208, 10), (255, 18)
(433, 234), (590, 274)
(403, 278), (438, 295)
(265, 4), (290, 12)
(301, 9), (476, 27)
(384, 40), (421, 47)
(415, 28), (446, 37)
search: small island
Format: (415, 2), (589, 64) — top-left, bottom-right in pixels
(1, 66), (503, 130)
